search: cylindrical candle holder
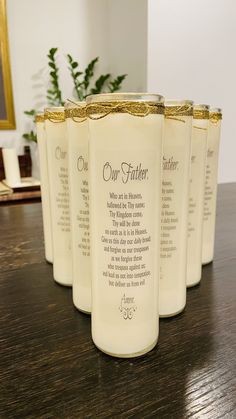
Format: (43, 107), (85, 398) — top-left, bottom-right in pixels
(87, 93), (164, 357)
(65, 101), (91, 313)
(36, 113), (53, 264)
(202, 108), (222, 265)
(160, 100), (193, 317)
(187, 105), (209, 287)
(2, 148), (21, 186)
(44, 107), (72, 286)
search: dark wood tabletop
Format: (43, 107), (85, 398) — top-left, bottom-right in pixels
(0, 183), (235, 418)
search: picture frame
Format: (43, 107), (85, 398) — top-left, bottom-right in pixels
(0, 0), (15, 129)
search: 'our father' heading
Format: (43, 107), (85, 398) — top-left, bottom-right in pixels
(103, 162), (149, 184)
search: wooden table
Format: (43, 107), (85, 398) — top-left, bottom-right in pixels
(0, 183), (235, 418)
(0, 189), (41, 204)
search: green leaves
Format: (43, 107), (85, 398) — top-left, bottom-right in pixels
(47, 47), (57, 60)
(109, 74), (127, 93)
(67, 54), (83, 101)
(23, 131), (37, 143)
(83, 57), (99, 92)
(90, 74), (111, 95)
(23, 110), (37, 142)
(88, 72), (127, 96)
(24, 109), (36, 117)
(67, 53), (127, 99)
(23, 50), (127, 143)
(47, 47), (63, 106)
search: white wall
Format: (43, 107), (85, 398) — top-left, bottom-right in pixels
(0, 0), (109, 159)
(147, 0), (236, 183)
(1, 0), (235, 183)
(108, 0), (147, 92)
(0, 0), (147, 158)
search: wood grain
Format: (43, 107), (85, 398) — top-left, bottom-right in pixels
(0, 183), (235, 418)
(0, 190), (41, 204)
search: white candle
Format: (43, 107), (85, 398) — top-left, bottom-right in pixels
(187, 105), (209, 287)
(88, 93), (164, 357)
(202, 108), (222, 265)
(2, 148), (21, 186)
(36, 113), (53, 264)
(44, 107), (72, 286)
(160, 100), (193, 317)
(66, 101), (91, 313)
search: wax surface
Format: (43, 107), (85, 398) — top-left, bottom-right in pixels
(45, 119), (72, 286)
(89, 113), (163, 356)
(36, 122), (53, 264)
(187, 119), (208, 287)
(160, 116), (192, 316)
(67, 118), (91, 312)
(202, 120), (221, 264)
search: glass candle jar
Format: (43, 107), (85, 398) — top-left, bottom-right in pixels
(65, 101), (91, 313)
(36, 113), (53, 264)
(187, 105), (209, 287)
(87, 93), (164, 357)
(202, 108), (222, 265)
(44, 107), (72, 286)
(160, 100), (193, 317)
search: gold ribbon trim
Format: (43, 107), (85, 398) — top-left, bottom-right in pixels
(86, 101), (164, 120)
(164, 105), (193, 117)
(166, 117), (185, 123)
(65, 107), (87, 122)
(193, 126), (207, 130)
(35, 114), (44, 123)
(44, 110), (65, 123)
(210, 112), (222, 123)
(193, 109), (209, 120)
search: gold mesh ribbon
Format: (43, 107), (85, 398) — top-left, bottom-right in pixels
(65, 106), (87, 122)
(193, 109), (209, 120)
(210, 112), (222, 123)
(86, 101), (164, 120)
(164, 105), (193, 117)
(35, 114), (44, 123)
(164, 105), (193, 123)
(44, 110), (65, 123)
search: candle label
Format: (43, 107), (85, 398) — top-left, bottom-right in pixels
(94, 151), (157, 321)
(187, 124), (207, 285)
(161, 153), (182, 262)
(188, 132), (207, 238)
(159, 118), (192, 315)
(188, 155), (197, 237)
(54, 147), (70, 235)
(75, 150), (90, 258)
(202, 121), (221, 264)
(203, 148), (215, 221)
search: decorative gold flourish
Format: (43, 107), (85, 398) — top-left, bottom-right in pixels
(193, 109), (209, 120)
(210, 112), (222, 123)
(86, 101), (164, 120)
(164, 105), (193, 117)
(44, 110), (65, 123)
(35, 114), (44, 123)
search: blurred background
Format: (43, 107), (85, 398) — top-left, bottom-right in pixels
(0, 0), (235, 183)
